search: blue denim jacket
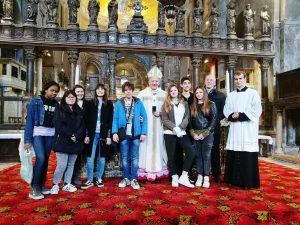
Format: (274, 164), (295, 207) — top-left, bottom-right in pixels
(24, 96), (58, 144)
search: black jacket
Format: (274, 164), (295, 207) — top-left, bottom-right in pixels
(53, 104), (86, 154)
(208, 89), (226, 121)
(85, 99), (114, 157)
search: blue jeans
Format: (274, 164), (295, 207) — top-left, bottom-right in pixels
(120, 136), (140, 180)
(86, 133), (105, 181)
(32, 136), (54, 191)
(53, 152), (77, 185)
(194, 134), (214, 176)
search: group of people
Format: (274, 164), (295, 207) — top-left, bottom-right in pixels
(24, 66), (262, 200)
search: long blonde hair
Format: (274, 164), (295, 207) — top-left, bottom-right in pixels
(191, 86), (211, 117)
(164, 84), (184, 113)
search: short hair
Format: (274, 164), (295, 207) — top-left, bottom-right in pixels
(122, 82), (134, 92)
(40, 81), (60, 95)
(180, 76), (191, 84)
(235, 71), (246, 78)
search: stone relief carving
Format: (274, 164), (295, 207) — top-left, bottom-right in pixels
(176, 7), (185, 31)
(3, 0), (13, 19)
(194, 0), (203, 31)
(88, 0), (99, 25)
(210, 2), (220, 35)
(243, 3), (255, 35)
(260, 5), (270, 36)
(108, 0), (118, 27)
(157, 2), (165, 29)
(46, 0), (58, 23)
(226, 1), (236, 35)
(67, 0), (80, 24)
(26, 0), (39, 23)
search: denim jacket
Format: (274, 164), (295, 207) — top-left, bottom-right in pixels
(24, 96), (59, 144)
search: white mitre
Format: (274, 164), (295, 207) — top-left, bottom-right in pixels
(147, 66), (162, 80)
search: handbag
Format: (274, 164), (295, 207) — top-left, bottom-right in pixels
(117, 99), (133, 142)
(20, 148), (33, 184)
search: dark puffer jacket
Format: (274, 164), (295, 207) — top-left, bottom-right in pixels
(53, 104), (86, 154)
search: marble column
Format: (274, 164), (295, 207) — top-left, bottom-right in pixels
(275, 108), (283, 153)
(24, 47), (36, 96)
(286, 110), (296, 146)
(191, 54), (202, 88)
(156, 53), (166, 90)
(259, 58), (271, 99)
(36, 51), (43, 93)
(53, 64), (59, 83)
(67, 48), (79, 89)
(226, 56), (238, 92)
(107, 50), (117, 99)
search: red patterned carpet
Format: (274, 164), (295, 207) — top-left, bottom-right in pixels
(0, 154), (299, 225)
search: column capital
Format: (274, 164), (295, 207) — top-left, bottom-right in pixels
(259, 58), (272, 70)
(67, 48), (79, 63)
(226, 56), (238, 69)
(107, 50), (118, 64)
(191, 54), (203, 67)
(24, 47), (36, 60)
(156, 53), (166, 67)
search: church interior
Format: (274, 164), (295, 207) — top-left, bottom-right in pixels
(0, 0), (299, 224)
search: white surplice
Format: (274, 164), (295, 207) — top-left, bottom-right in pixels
(223, 88), (262, 152)
(137, 87), (168, 180)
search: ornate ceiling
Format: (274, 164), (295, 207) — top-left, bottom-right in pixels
(78, 0), (159, 33)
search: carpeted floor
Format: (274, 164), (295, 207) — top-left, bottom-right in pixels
(0, 154), (299, 225)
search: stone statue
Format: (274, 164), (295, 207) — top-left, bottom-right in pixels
(158, 2), (165, 29)
(226, 1), (236, 35)
(67, 0), (80, 24)
(243, 3), (256, 35)
(260, 5), (270, 36)
(194, 0), (203, 31)
(210, 2), (220, 35)
(176, 7), (185, 31)
(3, 0), (13, 19)
(108, 0), (118, 27)
(88, 0), (99, 25)
(26, 0), (39, 22)
(46, 0), (58, 23)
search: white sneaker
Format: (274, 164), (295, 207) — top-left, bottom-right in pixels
(50, 184), (59, 195)
(195, 174), (203, 187)
(131, 179), (140, 190)
(178, 175), (195, 188)
(118, 178), (130, 188)
(202, 176), (210, 188)
(62, 183), (77, 192)
(171, 175), (179, 187)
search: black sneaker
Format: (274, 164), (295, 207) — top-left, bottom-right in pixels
(81, 180), (94, 190)
(95, 179), (104, 188)
(28, 189), (44, 200)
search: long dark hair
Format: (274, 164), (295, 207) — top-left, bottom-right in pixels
(93, 83), (108, 106)
(60, 90), (77, 116)
(73, 84), (85, 100)
(191, 86), (211, 117)
(40, 81), (60, 95)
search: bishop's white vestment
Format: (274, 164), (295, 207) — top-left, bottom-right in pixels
(137, 87), (169, 181)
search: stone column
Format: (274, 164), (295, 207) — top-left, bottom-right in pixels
(36, 51), (43, 93)
(156, 53), (166, 90)
(24, 47), (36, 96)
(107, 50), (117, 99)
(275, 108), (283, 153)
(191, 54), (202, 88)
(67, 48), (79, 89)
(259, 58), (271, 99)
(53, 64), (59, 82)
(226, 56), (238, 92)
